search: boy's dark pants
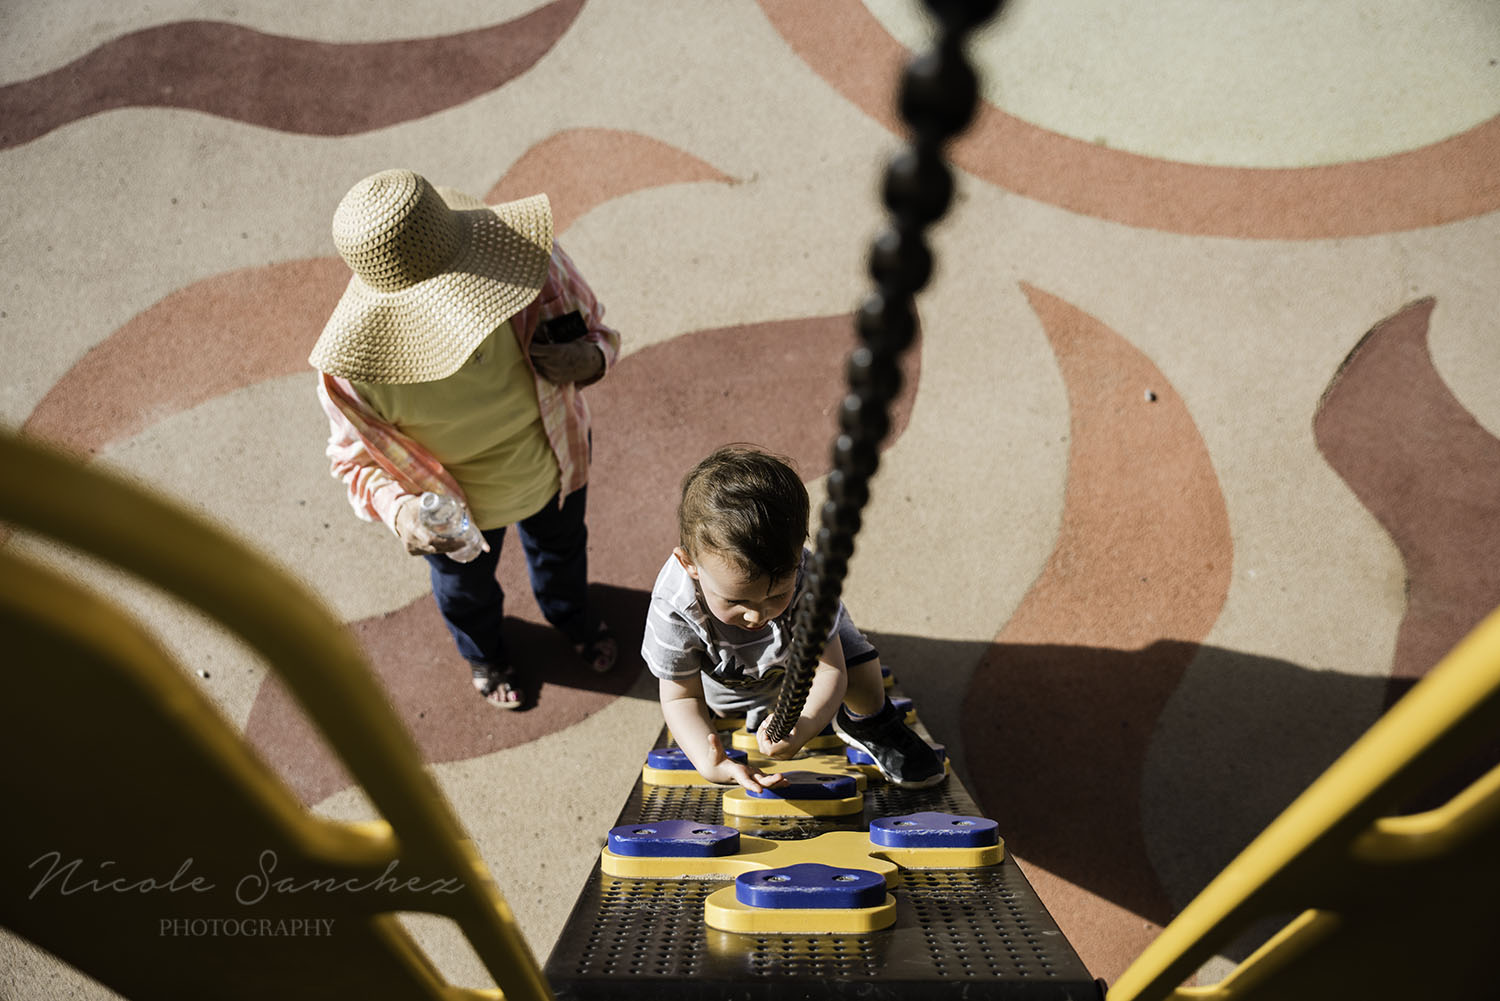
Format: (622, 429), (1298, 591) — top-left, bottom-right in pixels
(423, 487), (589, 670)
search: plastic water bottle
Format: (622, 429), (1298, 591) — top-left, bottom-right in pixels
(418, 491), (483, 563)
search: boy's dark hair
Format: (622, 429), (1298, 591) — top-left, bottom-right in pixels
(678, 445), (809, 580)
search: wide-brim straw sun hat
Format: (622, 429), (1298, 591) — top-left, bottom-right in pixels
(309, 168), (554, 384)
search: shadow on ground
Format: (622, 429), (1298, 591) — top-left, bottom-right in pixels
(244, 583), (652, 806)
(245, 608), (1483, 972)
(867, 629), (1409, 964)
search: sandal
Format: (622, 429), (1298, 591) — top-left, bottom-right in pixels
(574, 619), (618, 674)
(471, 662), (523, 709)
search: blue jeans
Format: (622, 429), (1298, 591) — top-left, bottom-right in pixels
(423, 487), (589, 669)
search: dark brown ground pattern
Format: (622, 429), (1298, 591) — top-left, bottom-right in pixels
(1315, 299), (1500, 691)
(0, 1), (585, 150)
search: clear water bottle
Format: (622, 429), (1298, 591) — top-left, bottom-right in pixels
(418, 491), (483, 563)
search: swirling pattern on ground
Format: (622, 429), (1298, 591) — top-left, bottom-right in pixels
(963, 284), (1232, 981)
(1314, 299), (1500, 691)
(21, 128), (732, 457)
(0, 0), (585, 150)
(757, 0), (1500, 237)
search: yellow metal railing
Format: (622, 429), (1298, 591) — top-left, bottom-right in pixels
(1109, 605), (1500, 1000)
(0, 428), (550, 1001)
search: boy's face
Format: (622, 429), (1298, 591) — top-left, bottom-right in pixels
(675, 547), (795, 632)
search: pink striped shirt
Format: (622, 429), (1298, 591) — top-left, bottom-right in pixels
(317, 242), (620, 530)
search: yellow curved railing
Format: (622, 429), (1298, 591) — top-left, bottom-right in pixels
(1109, 605), (1500, 1000)
(0, 428), (550, 1001)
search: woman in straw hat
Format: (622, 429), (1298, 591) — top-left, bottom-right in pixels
(312, 169), (619, 708)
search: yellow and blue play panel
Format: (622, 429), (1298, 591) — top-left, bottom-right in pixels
(703, 863), (897, 934)
(600, 823), (900, 885)
(721, 771), (864, 818)
(729, 724), (846, 754)
(868, 811), (1005, 869)
(761, 758), (867, 790)
(640, 746), (867, 790)
(546, 719), (1101, 999)
(641, 745), (751, 786)
(600, 811), (1002, 883)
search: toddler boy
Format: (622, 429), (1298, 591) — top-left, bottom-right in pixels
(642, 445), (946, 790)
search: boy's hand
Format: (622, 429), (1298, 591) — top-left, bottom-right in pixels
(754, 714), (804, 760)
(702, 732), (785, 792)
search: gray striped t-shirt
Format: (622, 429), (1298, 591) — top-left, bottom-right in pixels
(641, 550), (875, 727)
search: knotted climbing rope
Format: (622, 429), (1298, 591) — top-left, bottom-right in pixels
(763, 0), (1005, 744)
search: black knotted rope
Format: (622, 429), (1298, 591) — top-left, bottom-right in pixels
(763, 0), (1005, 744)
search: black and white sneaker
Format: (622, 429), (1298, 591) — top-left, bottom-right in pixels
(833, 700), (947, 788)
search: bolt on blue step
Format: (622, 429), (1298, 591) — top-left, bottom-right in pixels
(646, 746), (746, 770)
(869, 812), (999, 849)
(735, 863), (886, 910)
(607, 820), (741, 857)
(745, 771), (859, 800)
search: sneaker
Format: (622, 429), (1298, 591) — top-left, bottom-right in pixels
(833, 701), (947, 788)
